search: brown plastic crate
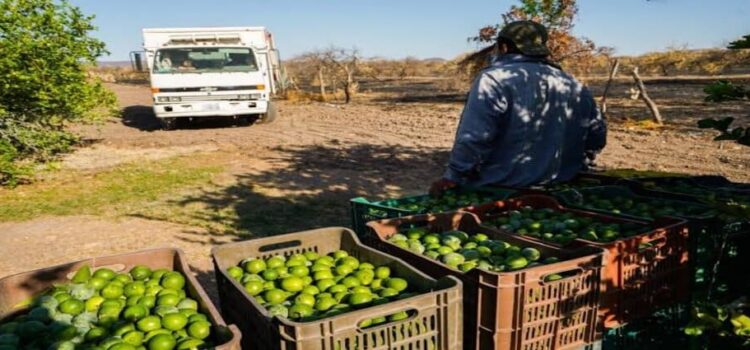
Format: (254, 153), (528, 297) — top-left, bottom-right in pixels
(367, 212), (604, 350)
(211, 227), (463, 350)
(0, 248), (241, 350)
(469, 195), (691, 328)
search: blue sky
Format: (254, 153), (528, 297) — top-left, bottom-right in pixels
(71, 0), (750, 61)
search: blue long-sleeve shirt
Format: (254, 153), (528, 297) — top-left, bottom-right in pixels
(444, 54), (607, 187)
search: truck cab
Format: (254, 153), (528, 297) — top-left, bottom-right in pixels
(141, 27), (280, 129)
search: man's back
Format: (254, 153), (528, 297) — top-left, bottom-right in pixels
(444, 54), (605, 187)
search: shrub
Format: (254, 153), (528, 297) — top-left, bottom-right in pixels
(0, 0), (116, 185)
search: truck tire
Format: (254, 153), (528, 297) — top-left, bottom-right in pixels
(257, 101), (277, 124)
(161, 118), (177, 130)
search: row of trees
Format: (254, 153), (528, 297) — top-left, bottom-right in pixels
(0, 0), (116, 185)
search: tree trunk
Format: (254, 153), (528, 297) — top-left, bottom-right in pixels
(343, 66), (353, 104)
(600, 59), (620, 115)
(631, 67), (663, 125)
(318, 68), (327, 101)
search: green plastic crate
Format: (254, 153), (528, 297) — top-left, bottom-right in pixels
(349, 187), (516, 237)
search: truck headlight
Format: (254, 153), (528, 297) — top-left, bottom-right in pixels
(238, 95), (251, 100)
(250, 93), (262, 100)
(169, 96), (182, 102)
(157, 96), (169, 103)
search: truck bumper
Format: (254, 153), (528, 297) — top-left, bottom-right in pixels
(153, 100), (268, 119)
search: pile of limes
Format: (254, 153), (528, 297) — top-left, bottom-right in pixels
(0, 265), (213, 350)
(487, 206), (648, 244)
(226, 250), (415, 324)
(390, 191), (498, 214)
(582, 194), (712, 219)
(387, 228), (561, 277)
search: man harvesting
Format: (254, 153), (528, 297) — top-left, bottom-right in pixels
(432, 21), (606, 194)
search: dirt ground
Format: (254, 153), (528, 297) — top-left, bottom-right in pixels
(2, 78), (749, 300)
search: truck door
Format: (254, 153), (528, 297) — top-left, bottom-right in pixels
(255, 51), (275, 95)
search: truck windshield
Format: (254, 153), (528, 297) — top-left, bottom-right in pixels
(153, 47), (258, 74)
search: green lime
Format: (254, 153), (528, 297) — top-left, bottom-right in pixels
(335, 265), (353, 277)
(313, 270), (334, 281)
(294, 293), (316, 307)
(123, 305), (149, 321)
(58, 299), (85, 316)
(122, 330), (145, 346)
(151, 269), (169, 281)
(101, 283), (124, 299)
(93, 268), (116, 281)
(386, 278), (408, 292)
(506, 256), (529, 270)
(339, 257), (360, 270)
(243, 260), (266, 274)
(114, 273), (133, 284)
(266, 257), (285, 269)
(111, 344), (137, 350)
(72, 265), (92, 283)
(162, 313), (189, 331)
(243, 281), (264, 296)
(98, 305), (123, 326)
(136, 316), (162, 332)
(389, 311), (409, 321)
(314, 297), (337, 312)
(358, 262), (374, 271)
(304, 251), (320, 261)
(85, 326), (108, 341)
(341, 277), (360, 288)
(161, 272), (186, 290)
(288, 304), (314, 319)
(124, 282), (147, 297)
(370, 279), (383, 289)
(302, 285), (320, 296)
(280, 277), (305, 293)
(316, 279), (336, 292)
(140, 295), (157, 309)
(379, 288), (399, 298)
(354, 270), (375, 285)
(85, 295), (105, 312)
(155, 305), (179, 317)
(176, 298), (198, 311)
(226, 267), (244, 280)
(145, 329), (171, 341)
(328, 284), (347, 294)
(349, 293), (373, 306)
(130, 265), (152, 281)
(264, 289), (288, 305)
(157, 294), (181, 307)
(148, 333), (177, 350)
(289, 266), (309, 277)
(176, 338), (205, 350)
(187, 321), (211, 340)
(374, 266), (391, 279)
(54, 292), (72, 302)
(261, 269), (279, 281)
(332, 250), (349, 260)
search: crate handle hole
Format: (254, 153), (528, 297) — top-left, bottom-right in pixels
(356, 309), (419, 332)
(541, 268), (584, 284)
(259, 240), (302, 252)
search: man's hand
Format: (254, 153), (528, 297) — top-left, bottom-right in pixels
(429, 178), (458, 197)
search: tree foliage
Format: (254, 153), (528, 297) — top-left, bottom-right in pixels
(466, 0), (609, 74)
(728, 34), (750, 50)
(698, 117), (750, 147)
(0, 0), (116, 185)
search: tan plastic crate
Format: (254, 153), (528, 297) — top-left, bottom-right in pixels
(212, 227), (463, 350)
(367, 212), (604, 350)
(0, 248), (241, 350)
(470, 195), (691, 328)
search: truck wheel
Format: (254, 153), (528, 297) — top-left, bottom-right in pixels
(257, 102), (277, 124)
(161, 118), (177, 130)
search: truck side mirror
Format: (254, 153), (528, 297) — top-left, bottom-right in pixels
(130, 51), (146, 72)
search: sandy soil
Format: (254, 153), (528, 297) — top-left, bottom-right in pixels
(3, 80), (749, 292)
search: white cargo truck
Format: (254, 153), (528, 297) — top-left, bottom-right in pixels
(140, 27), (280, 129)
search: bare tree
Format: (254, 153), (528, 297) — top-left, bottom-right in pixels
(322, 47), (361, 104)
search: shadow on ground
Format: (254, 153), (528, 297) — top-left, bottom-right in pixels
(141, 143), (450, 241)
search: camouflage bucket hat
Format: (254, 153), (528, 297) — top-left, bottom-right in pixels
(497, 20), (551, 57)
